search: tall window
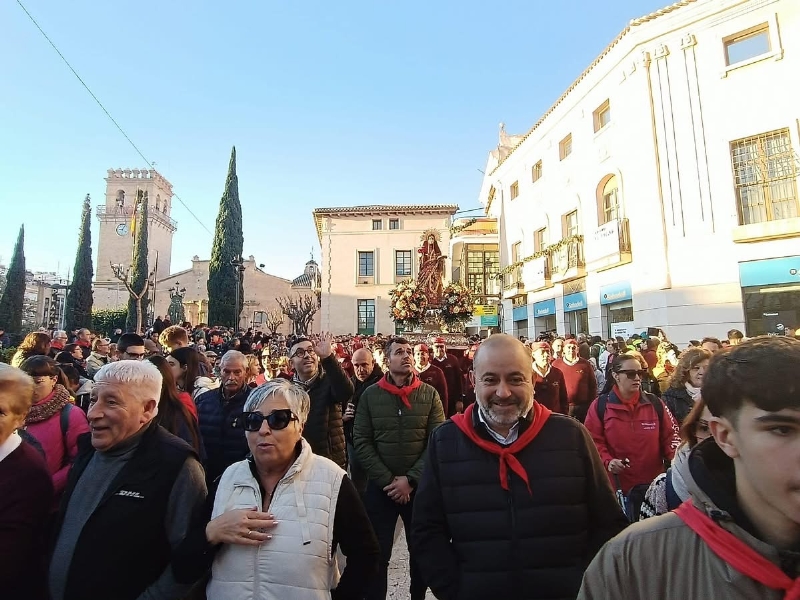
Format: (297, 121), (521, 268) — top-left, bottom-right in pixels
(389, 218), (400, 230)
(532, 161), (542, 183)
(724, 24), (770, 66)
(559, 134), (573, 160)
(534, 228), (547, 252)
(510, 181), (520, 200)
(593, 100), (611, 132)
(395, 250), (412, 277)
(358, 251), (374, 277)
(466, 245), (500, 296)
(731, 128), (798, 225)
(563, 210), (579, 237)
(155, 195), (161, 211)
(357, 300), (376, 335)
(599, 175), (620, 224)
(372, 219), (382, 230)
(512, 242), (521, 262)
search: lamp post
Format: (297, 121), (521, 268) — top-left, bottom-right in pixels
(168, 281), (187, 324)
(231, 255), (246, 331)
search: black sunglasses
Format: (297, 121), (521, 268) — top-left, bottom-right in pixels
(616, 369), (648, 379)
(241, 409), (298, 432)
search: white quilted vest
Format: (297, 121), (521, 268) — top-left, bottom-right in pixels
(206, 439), (345, 600)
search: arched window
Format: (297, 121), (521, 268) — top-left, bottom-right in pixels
(116, 190), (125, 207)
(597, 175), (620, 225)
(155, 194), (161, 211)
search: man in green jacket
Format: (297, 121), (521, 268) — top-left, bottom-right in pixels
(354, 336), (445, 600)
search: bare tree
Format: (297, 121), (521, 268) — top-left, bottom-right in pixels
(265, 308), (285, 335)
(110, 263), (154, 334)
(276, 294), (318, 336)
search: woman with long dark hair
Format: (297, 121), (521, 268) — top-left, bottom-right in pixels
(167, 347), (217, 400)
(146, 355), (203, 455)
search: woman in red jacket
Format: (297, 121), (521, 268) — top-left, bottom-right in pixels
(584, 354), (680, 500)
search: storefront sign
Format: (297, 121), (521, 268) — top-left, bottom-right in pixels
(600, 281), (632, 305)
(512, 305), (529, 321)
(739, 255), (800, 287)
(480, 315), (499, 327)
(611, 321), (636, 339)
(523, 256), (549, 289)
(473, 305), (497, 317)
(586, 220), (620, 262)
(563, 291), (587, 313)
(533, 298), (556, 318)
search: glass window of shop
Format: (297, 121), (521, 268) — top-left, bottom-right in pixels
(466, 245), (500, 297)
(743, 284), (800, 336)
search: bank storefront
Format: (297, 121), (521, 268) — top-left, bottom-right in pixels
(512, 296), (529, 338)
(600, 281), (634, 339)
(739, 255), (800, 336)
(563, 291), (588, 336)
(532, 298), (557, 337)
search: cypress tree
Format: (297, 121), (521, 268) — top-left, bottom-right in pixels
(207, 146), (244, 328)
(125, 191), (150, 332)
(0, 225), (26, 337)
(65, 194), (95, 332)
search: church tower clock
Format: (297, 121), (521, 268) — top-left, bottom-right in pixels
(94, 168), (177, 310)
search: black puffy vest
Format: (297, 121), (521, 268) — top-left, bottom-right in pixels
(196, 385), (251, 483)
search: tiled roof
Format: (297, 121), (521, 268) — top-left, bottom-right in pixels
(312, 204), (460, 242)
(489, 0), (698, 175)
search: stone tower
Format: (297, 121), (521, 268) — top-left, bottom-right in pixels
(94, 168), (177, 310)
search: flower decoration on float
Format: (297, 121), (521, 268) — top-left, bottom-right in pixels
(439, 282), (475, 327)
(388, 279), (428, 330)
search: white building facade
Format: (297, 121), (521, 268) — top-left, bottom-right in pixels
(314, 205), (458, 336)
(478, 0), (800, 345)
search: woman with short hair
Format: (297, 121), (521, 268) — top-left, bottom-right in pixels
(174, 379), (380, 600)
(662, 347), (711, 425)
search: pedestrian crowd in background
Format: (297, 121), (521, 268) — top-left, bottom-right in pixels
(3, 317), (800, 600)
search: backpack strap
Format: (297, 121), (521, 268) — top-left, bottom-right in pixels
(596, 394), (608, 424)
(60, 403), (73, 467)
(664, 467), (682, 510)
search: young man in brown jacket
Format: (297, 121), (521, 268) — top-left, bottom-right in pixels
(579, 337), (800, 599)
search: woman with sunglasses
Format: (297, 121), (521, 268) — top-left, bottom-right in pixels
(584, 354), (681, 518)
(173, 379), (380, 599)
(639, 397), (713, 520)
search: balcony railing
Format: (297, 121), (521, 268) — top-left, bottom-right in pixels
(585, 218), (632, 269)
(551, 238), (585, 274)
(503, 267), (524, 291)
(97, 205), (177, 231)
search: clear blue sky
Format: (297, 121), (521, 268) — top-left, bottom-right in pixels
(1, 0), (668, 280)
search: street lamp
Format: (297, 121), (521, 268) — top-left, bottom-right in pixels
(231, 255), (246, 331)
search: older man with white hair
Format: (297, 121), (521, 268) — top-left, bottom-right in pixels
(196, 349), (252, 484)
(48, 360), (207, 600)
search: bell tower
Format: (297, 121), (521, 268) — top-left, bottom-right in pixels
(94, 168), (177, 309)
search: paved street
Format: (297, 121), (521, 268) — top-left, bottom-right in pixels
(386, 522), (436, 600)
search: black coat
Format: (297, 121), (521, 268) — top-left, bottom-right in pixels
(345, 364), (384, 445)
(411, 408), (627, 600)
(431, 353), (463, 417)
(302, 355), (354, 469)
(662, 386), (693, 425)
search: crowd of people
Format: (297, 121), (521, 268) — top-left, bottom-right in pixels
(1, 318), (799, 600)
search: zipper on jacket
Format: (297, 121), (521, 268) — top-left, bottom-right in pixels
(507, 477), (522, 593)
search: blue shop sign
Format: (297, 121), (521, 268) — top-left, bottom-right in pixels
(533, 299), (556, 318)
(512, 305), (528, 321)
(600, 281), (632, 305)
(563, 291), (587, 313)
(739, 256), (800, 287)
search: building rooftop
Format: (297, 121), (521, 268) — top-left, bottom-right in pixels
(312, 204), (460, 242)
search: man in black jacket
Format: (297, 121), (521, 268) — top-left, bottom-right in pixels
(345, 347), (383, 494)
(49, 360), (207, 600)
(430, 336), (463, 417)
(290, 332), (354, 469)
(411, 334), (626, 600)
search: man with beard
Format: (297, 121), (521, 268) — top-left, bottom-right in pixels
(431, 337), (463, 417)
(345, 347), (384, 494)
(411, 334), (626, 600)
(354, 337), (445, 600)
(195, 350), (251, 484)
(414, 343), (449, 416)
(289, 333), (354, 469)
(553, 339), (597, 423)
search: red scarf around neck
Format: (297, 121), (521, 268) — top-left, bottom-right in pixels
(451, 402), (551, 495)
(613, 384), (640, 406)
(675, 501), (800, 599)
(377, 373), (422, 409)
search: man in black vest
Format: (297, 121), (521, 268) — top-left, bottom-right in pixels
(49, 360), (207, 600)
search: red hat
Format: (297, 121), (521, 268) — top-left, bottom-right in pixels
(530, 341), (551, 353)
(414, 343), (430, 353)
(432, 337), (446, 345)
(564, 339), (579, 348)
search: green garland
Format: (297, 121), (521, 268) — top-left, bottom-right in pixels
(495, 234), (584, 278)
(449, 218), (478, 237)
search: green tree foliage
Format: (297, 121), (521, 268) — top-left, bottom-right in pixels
(65, 194), (95, 332)
(92, 307), (128, 337)
(207, 146), (244, 327)
(126, 192), (150, 332)
(0, 226), (26, 337)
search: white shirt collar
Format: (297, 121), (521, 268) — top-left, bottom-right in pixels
(417, 363), (431, 373)
(0, 431), (22, 464)
(477, 405), (520, 445)
(533, 362), (551, 378)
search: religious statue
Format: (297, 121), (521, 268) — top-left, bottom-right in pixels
(418, 230), (446, 306)
(168, 291), (186, 325)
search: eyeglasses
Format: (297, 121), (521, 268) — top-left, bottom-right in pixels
(697, 419), (710, 434)
(616, 369), (648, 379)
(122, 351), (146, 360)
(241, 409), (298, 432)
(32, 375), (56, 383)
(291, 348), (316, 359)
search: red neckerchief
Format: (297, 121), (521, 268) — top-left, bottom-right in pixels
(675, 501), (800, 599)
(376, 372), (422, 409)
(451, 402), (551, 495)
(613, 385), (640, 406)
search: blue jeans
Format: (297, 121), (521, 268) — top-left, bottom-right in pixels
(363, 481), (426, 600)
